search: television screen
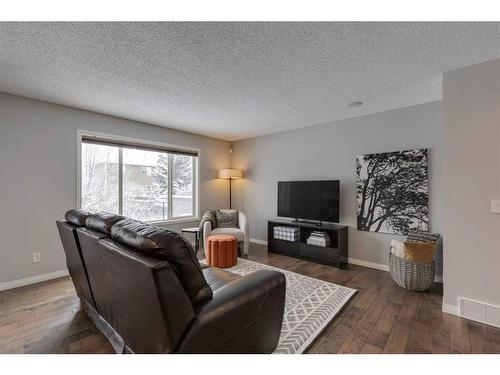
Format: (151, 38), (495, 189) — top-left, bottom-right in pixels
(277, 180), (340, 222)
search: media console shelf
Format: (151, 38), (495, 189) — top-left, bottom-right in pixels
(267, 218), (348, 268)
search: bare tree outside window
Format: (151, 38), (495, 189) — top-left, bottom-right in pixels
(81, 143), (119, 213)
(152, 154), (169, 196)
(172, 154), (193, 217)
(123, 148), (167, 221)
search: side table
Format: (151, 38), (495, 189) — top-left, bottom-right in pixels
(181, 227), (200, 254)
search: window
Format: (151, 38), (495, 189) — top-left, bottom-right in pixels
(141, 166), (153, 176)
(81, 143), (119, 213)
(172, 154), (194, 217)
(80, 135), (197, 222)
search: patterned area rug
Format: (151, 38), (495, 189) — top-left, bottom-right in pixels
(211, 258), (356, 354)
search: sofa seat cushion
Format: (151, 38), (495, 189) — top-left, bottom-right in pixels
(111, 219), (213, 305)
(85, 212), (125, 235)
(210, 227), (244, 242)
(202, 267), (240, 292)
(65, 209), (92, 227)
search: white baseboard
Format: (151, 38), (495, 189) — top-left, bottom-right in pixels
(250, 238), (268, 246)
(459, 297), (500, 328)
(442, 303), (460, 316)
(348, 257), (443, 283)
(348, 257), (390, 272)
(0, 269), (69, 292)
(442, 299), (500, 328)
(250, 240), (443, 283)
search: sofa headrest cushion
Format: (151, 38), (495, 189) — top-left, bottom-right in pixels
(65, 209), (92, 227)
(85, 212), (125, 235)
(111, 218), (213, 305)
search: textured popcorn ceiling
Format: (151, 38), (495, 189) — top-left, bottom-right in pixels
(2, 22), (500, 141)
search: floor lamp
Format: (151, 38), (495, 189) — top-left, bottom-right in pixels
(218, 168), (242, 209)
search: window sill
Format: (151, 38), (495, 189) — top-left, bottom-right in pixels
(146, 217), (200, 226)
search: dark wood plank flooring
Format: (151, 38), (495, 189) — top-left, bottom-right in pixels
(1, 243), (498, 354)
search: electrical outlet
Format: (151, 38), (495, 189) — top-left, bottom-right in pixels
(491, 199), (500, 214)
(32, 252), (41, 263)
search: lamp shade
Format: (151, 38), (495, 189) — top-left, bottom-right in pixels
(218, 168), (243, 179)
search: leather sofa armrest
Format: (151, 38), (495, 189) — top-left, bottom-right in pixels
(176, 269), (286, 353)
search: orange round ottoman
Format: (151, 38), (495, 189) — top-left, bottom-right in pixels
(206, 235), (238, 268)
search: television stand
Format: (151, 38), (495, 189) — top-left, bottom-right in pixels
(268, 218), (348, 268)
(291, 218), (322, 226)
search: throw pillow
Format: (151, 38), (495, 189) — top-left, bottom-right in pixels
(216, 209), (239, 228)
(390, 239), (405, 258)
(404, 241), (437, 263)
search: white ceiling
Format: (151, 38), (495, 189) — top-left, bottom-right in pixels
(2, 22), (500, 141)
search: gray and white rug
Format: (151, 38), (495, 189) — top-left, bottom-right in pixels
(211, 258), (356, 354)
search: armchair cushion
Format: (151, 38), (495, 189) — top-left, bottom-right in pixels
(209, 227), (245, 242)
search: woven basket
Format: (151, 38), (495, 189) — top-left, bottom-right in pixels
(389, 252), (435, 291)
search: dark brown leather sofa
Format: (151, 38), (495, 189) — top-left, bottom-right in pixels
(57, 210), (286, 354)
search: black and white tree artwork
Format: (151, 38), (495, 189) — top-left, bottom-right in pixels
(356, 149), (429, 234)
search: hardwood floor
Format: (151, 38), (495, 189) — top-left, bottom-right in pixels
(1, 243), (499, 354)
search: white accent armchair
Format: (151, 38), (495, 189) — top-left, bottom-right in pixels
(203, 210), (249, 256)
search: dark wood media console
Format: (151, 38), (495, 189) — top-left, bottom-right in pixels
(267, 218), (348, 268)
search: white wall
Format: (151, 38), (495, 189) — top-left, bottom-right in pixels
(443, 59), (500, 308)
(231, 101), (444, 274)
(0, 92), (231, 285)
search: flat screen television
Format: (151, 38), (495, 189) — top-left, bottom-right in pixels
(277, 180), (340, 223)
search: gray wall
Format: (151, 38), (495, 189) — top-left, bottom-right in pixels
(443, 59), (500, 307)
(0, 92), (231, 284)
(231, 101), (444, 274)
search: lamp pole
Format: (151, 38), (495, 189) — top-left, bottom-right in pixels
(229, 178), (232, 209)
(218, 169), (242, 210)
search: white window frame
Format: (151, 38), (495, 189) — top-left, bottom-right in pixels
(76, 129), (200, 225)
